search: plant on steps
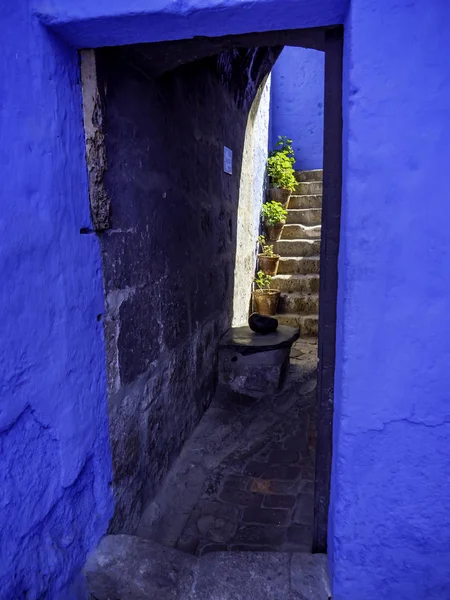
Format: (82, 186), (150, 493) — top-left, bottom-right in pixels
(252, 270), (280, 316)
(267, 136), (297, 207)
(262, 201), (288, 242)
(258, 235), (280, 276)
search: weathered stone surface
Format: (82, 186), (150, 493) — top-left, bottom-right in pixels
(85, 536), (330, 600)
(190, 552), (291, 599)
(136, 342), (318, 558)
(271, 274), (320, 294)
(85, 535), (196, 600)
(248, 312), (279, 334)
(218, 325), (299, 397)
(295, 181), (323, 195)
(274, 238), (321, 257)
(277, 314), (319, 337)
(295, 169), (323, 182)
(288, 195), (322, 209)
(220, 325), (299, 352)
(290, 553), (331, 599)
(286, 208), (322, 226)
(278, 293), (319, 315)
(80, 50), (111, 231)
(282, 223), (321, 240)
(219, 346), (290, 397)
(95, 44), (279, 532)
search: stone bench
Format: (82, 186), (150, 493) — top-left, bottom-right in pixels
(218, 325), (300, 398)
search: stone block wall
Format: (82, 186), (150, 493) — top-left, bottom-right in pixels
(95, 45), (279, 532)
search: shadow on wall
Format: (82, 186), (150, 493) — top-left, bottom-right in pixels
(232, 74), (272, 326)
(90, 44), (280, 535)
(271, 47), (324, 171)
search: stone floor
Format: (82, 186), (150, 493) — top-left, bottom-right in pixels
(86, 534), (331, 600)
(138, 338), (319, 556)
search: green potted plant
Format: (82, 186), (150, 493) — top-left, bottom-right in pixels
(267, 136), (297, 207)
(252, 270), (280, 316)
(262, 201), (288, 242)
(257, 235), (280, 276)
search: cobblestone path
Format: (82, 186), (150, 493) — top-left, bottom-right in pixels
(138, 339), (318, 556)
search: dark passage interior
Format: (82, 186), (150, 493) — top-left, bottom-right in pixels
(82, 27), (340, 576)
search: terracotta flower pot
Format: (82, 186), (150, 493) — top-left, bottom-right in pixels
(252, 289), (280, 316)
(269, 187), (292, 208)
(264, 220), (285, 242)
(258, 254), (280, 276)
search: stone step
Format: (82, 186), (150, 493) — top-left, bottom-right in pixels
(289, 195), (322, 209)
(295, 181), (322, 195)
(287, 208), (322, 226)
(281, 224), (321, 240)
(85, 534), (331, 600)
(276, 314), (319, 337)
(278, 293), (319, 314)
(277, 256), (320, 275)
(274, 239), (321, 257)
(272, 274), (320, 294)
(295, 169), (323, 182)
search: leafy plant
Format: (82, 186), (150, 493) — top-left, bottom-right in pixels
(270, 136), (295, 158)
(267, 135), (297, 191)
(254, 270), (272, 290)
(261, 201), (288, 226)
(258, 235), (277, 257)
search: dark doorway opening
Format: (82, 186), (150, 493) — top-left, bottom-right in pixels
(81, 24), (342, 557)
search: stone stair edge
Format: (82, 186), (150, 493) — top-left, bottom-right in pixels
(279, 291), (319, 298)
(272, 273), (320, 279)
(283, 223), (321, 229)
(287, 207), (322, 212)
(278, 255), (321, 260)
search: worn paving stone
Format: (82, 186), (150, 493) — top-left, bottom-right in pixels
(263, 494), (296, 509)
(287, 524), (313, 547)
(85, 535), (330, 600)
(219, 485), (263, 507)
(250, 478), (300, 495)
(293, 493), (314, 525)
(268, 448), (301, 464)
(189, 552), (291, 600)
(140, 339), (318, 556)
(242, 507), (291, 526)
(85, 535), (196, 600)
(244, 462), (302, 480)
(232, 524), (287, 546)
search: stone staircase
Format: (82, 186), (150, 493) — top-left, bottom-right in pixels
(274, 169), (322, 337)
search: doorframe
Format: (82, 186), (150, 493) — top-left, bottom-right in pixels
(313, 25), (344, 553)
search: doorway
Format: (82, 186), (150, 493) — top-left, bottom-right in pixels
(81, 25), (342, 557)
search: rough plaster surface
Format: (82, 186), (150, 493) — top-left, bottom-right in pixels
(271, 47), (324, 170)
(330, 1), (450, 598)
(95, 45), (278, 533)
(0, 2), (113, 598)
(35, 0), (349, 48)
(4, 0), (450, 598)
(232, 76), (271, 326)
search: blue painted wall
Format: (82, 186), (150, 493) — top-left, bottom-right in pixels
(4, 0), (450, 597)
(271, 47), (324, 170)
(34, 0), (348, 47)
(330, 1), (450, 598)
(0, 2), (113, 598)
